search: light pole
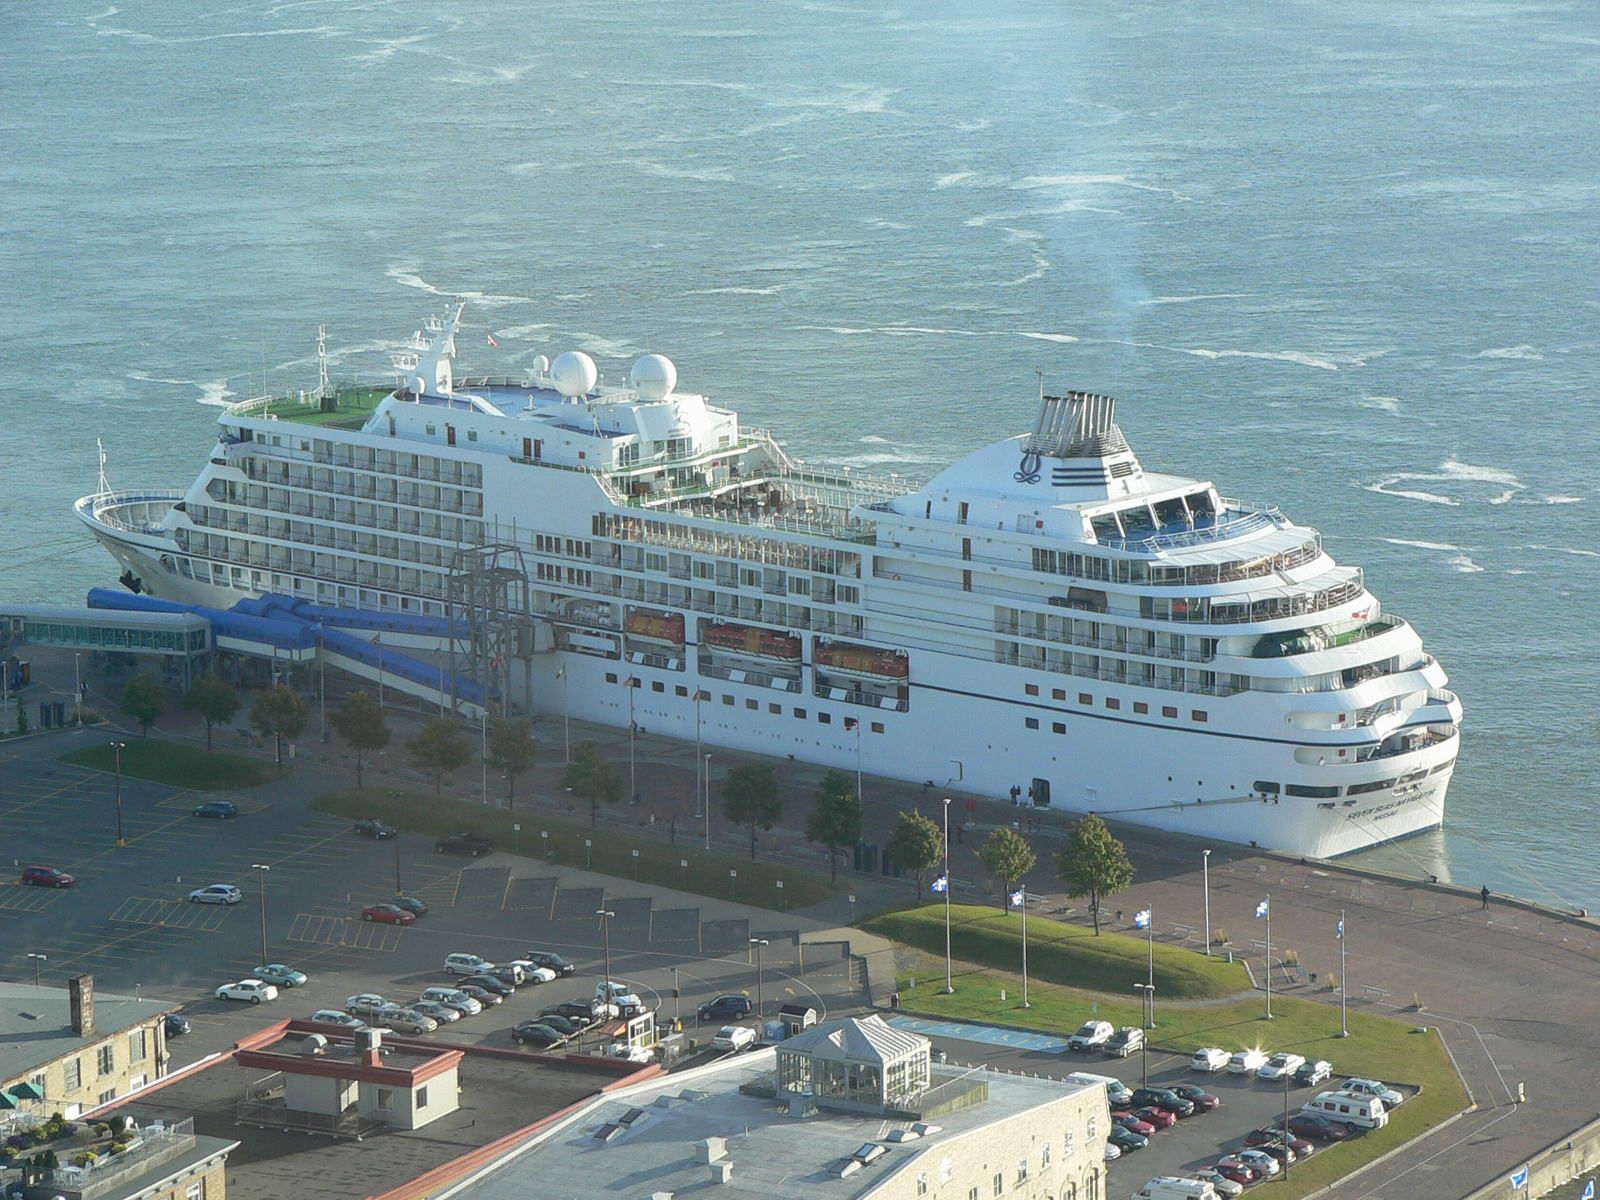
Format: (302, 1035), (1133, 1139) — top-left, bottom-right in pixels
(110, 741), (127, 847)
(1338, 909), (1349, 1038)
(480, 705), (489, 806)
(26, 953), (46, 989)
(625, 677), (640, 805)
(596, 908), (615, 1010)
(393, 835), (403, 897)
(559, 666), (571, 764)
(1133, 984), (1153, 1085)
(1263, 893), (1274, 1020)
(749, 937), (768, 1018)
(1202, 848), (1213, 956)
(1145, 907), (1156, 1026)
(694, 692), (703, 817)
(251, 864), (271, 968)
(941, 796), (953, 994)
(1016, 887), (1031, 1009)
(703, 752), (712, 850)
(74, 653), (82, 724)
(1282, 1067), (1292, 1180)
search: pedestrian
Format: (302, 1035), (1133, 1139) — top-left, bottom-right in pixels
(1115, 909), (1123, 923)
(1481, 884), (1491, 910)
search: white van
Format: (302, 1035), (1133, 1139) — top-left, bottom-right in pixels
(1303, 1090), (1388, 1129)
(1133, 1177), (1220, 1200)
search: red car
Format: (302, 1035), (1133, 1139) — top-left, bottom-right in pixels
(1288, 1112), (1351, 1141)
(1111, 1112), (1157, 1137)
(1214, 1160), (1259, 1186)
(1258, 1127), (1316, 1157)
(1132, 1106), (1177, 1130)
(361, 903), (416, 925)
(1169, 1083), (1221, 1112)
(20, 866), (75, 888)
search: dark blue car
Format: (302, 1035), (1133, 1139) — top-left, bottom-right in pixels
(697, 994), (753, 1021)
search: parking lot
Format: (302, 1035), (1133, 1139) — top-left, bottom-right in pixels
(0, 739), (860, 1071)
(900, 1018), (1408, 1197)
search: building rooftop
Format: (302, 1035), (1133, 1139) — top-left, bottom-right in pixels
(109, 1021), (652, 1200)
(442, 1045), (1095, 1200)
(0, 982), (176, 1085)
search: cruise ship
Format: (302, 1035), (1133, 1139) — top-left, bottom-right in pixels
(76, 303), (1461, 858)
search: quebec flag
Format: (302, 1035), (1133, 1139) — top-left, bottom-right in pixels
(1009, 889), (1026, 908)
(1581, 1179), (1594, 1200)
(1255, 898), (1270, 919)
(1336, 918), (1345, 940)
(930, 874), (949, 893)
(1133, 909), (1152, 929)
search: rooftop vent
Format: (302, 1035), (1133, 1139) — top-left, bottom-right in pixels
(619, 1108), (650, 1130)
(698, 1136), (727, 1164)
(708, 1160), (734, 1185)
(299, 1034), (329, 1055)
(1026, 392), (1129, 459)
(593, 1123), (624, 1143)
(853, 1143), (887, 1166)
(911, 1122), (943, 1136)
(886, 1128), (920, 1142)
(832, 1159), (863, 1179)
(678, 1089), (711, 1103)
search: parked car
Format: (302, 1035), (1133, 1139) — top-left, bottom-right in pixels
(375, 1005), (438, 1035)
(1339, 1078), (1404, 1107)
(459, 974), (515, 997)
(504, 960), (558, 984)
(352, 818), (396, 839)
(1132, 1106), (1178, 1130)
(191, 800), (238, 819)
(522, 950), (576, 976)
(1227, 1049), (1270, 1075)
(393, 896), (429, 916)
(435, 832), (494, 856)
(1235, 1149), (1282, 1178)
(1212, 1161), (1259, 1186)
(309, 1010), (366, 1028)
(1130, 1087), (1195, 1117)
(1258, 1052), (1306, 1081)
(411, 999), (462, 1024)
(543, 1000), (604, 1026)
(1065, 1072), (1133, 1109)
(1068, 1020), (1115, 1051)
(1105, 1026), (1144, 1057)
(1191, 1047), (1230, 1072)
(444, 953), (497, 976)
(458, 984), (503, 1008)
(711, 1025), (757, 1052)
(1261, 1128), (1316, 1157)
(1294, 1059), (1333, 1087)
(1168, 1083), (1220, 1112)
(216, 979), (278, 1004)
(20, 866), (75, 888)
(1304, 1091), (1388, 1129)
(1251, 1142), (1298, 1168)
(511, 1020), (567, 1048)
(362, 902), (416, 925)
(253, 963), (307, 988)
(538, 1014), (581, 1037)
(1102, 1142), (1122, 1162)
(596, 981), (643, 1014)
(1186, 1170), (1244, 1198)
(1112, 1112), (1158, 1137)
(496, 964), (528, 986)
(163, 1013), (192, 1037)
(1286, 1112), (1352, 1141)
(699, 994), (754, 1021)
(188, 883), (241, 905)
(420, 987), (482, 1016)
(345, 993), (392, 1018)
(1108, 1125), (1148, 1152)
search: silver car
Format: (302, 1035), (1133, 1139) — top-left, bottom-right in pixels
(376, 1005), (438, 1035)
(410, 999), (461, 1024)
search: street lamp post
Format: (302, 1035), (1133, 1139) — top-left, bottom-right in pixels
(1132, 984), (1153, 1086)
(1202, 848), (1213, 957)
(625, 677), (640, 805)
(694, 692), (703, 818)
(749, 937), (768, 1018)
(559, 666), (571, 764)
(941, 797), (953, 994)
(250, 863), (271, 968)
(110, 740), (127, 848)
(596, 908), (615, 1010)
(703, 752), (712, 850)
(26, 953), (46, 989)
(74, 653), (82, 725)
(1338, 908), (1349, 1038)
(393, 836), (403, 897)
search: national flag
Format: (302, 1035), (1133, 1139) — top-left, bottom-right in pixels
(1255, 898), (1270, 919)
(1133, 909), (1151, 929)
(1509, 1166), (1529, 1189)
(1009, 888), (1025, 908)
(370, 634), (381, 645)
(1336, 918), (1344, 940)
(1579, 1178), (1593, 1200)
(930, 874), (948, 894)
(555, 667), (564, 680)
(1351, 608), (1369, 620)
(486, 332), (499, 348)
(844, 716), (858, 731)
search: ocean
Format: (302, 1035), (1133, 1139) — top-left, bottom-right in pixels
(4, 0), (1596, 905)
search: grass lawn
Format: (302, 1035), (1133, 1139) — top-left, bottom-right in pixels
(59, 739), (276, 790)
(890, 955), (1468, 1198)
(314, 786), (839, 912)
(866, 903), (1250, 1000)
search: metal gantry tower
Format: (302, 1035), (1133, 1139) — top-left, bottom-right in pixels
(445, 542), (535, 717)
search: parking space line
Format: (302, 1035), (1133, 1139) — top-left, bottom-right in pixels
(0, 887), (64, 913)
(286, 913), (401, 952)
(109, 897), (231, 931)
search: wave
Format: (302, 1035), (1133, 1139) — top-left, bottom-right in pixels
(492, 324), (552, 340)
(1011, 172), (1194, 203)
(1543, 496), (1584, 504)
(1365, 458), (1529, 507)
(934, 171), (1008, 189)
(385, 266), (531, 307)
(1018, 332), (1080, 344)
(1448, 554), (1485, 573)
(1156, 344), (1349, 371)
(83, 5), (118, 22)
(196, 379), (235, 407)
(1355, 396), (1403, 414)
(568, 333), (641, 360)
(772, 83), (897, 115)
(1363, 480), (1461, 506)
(1475, 344), (1544, 360)
(859, 435), (892, 444)
(98, 23), (346, 44)
(683, 286), (786, 296)
(627, 159), (735, 183)
(964, 199), (1122, 227)
(605, 77), (753, 91)
(1381, 538), (1460, 551)
(994, 227), (1050, 287)
(1137, 293), (1252, 305)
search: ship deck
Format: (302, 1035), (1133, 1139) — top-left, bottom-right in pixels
(227, 386), (391, 430)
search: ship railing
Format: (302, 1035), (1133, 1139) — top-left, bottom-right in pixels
(1096, 509), (1280, 554)
(79, 490), (185, 536)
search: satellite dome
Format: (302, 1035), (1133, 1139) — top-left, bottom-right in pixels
(550, 351), (598, 398)
(630, 353), (678, 401)
(529, 354), (550, 378)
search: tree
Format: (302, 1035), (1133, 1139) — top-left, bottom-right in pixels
(184, 672), (238, 752)
(487, 717), (535, 806)
(407, 717), (471, 796)
(563, 741), (622, 825)
(806, 769), (864, 882)
(977, 827), (1037, 912)
(1055, 814), (1134, 935)
(721, 762), (782, 861)
(886, 810), (944, 894)
(250, 685), (307, 769)
(119, 672), (164, 737)
(330, 690), (389, 786)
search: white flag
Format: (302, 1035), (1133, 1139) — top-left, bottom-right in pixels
(1133, 909), (1152, 929)
(1255, 898), (1270, 919)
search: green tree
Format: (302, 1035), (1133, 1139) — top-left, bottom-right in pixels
(886, 809), (944, 894)
(250, 685), (307, 769)
(15, 695), (27, 736)
(330, 690), (389, 786)
(805, 768), (863, 882)
(1055, 813), (1134, 935)
(184, 672), (238, 752)
(407, 717), (471, 796)
(486, 716), (535, 806)
(976, 826), (1037, 912)
(119, 672), (164, 737)
(563, 740), (622, 825)
(721, 762), (782, 861)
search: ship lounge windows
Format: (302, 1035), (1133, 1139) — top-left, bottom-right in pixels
(1430, 759), (1454, 775)
(1347, 779), (1396, 795)
(1162, 705), (1178, 718)
(1253, 781), (1281, 794)
(1285, 784), (1342, 798)
(1025, 718), (1040, 730)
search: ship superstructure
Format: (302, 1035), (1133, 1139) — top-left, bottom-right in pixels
(76, 303), (1461, 857)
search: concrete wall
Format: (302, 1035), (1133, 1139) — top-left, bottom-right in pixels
(284, 1071), (355, 1116)
(1458, 1114), (1600, 1200)
(359, 1066), (459, 1131)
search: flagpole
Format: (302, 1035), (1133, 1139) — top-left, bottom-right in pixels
(1147, 906), (1156, 1027)
(1020, 889), (1030, 1009)
(561, 667), (571, 764)
(1338, 909), (1348, 1038)
(942, 797), (953, 994)
(376, 633), (385, 708)
(1265, 893), (1274, 1020)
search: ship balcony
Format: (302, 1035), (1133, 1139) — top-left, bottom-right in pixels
(1093, 502), (1287, 554)
(1293, 723), (1457, 766)
(75, 490), (185, 540)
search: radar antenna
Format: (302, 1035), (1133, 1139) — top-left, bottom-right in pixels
(317, 325), (332, 399)
(96, 437), (112, 496)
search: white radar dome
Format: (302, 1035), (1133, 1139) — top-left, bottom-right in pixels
(630, 353), (678, 401)
(529, 354), (550, 378)
(550, 350), (598, 398)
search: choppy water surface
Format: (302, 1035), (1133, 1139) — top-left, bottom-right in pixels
(4, 1), (1597, 904)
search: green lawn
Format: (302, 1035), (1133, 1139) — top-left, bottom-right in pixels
(314, 786), (839, 912)
(59, 740), (276, 790)
(890, 956), (1468, 1198)
(866, 903), (1250, 1000)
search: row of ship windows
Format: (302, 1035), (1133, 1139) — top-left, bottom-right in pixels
(1030, 539), (1320, 588)
(171, 556), (448, 615)
(237, 432), (485, 489)
(185, 506), (485, 562)
(235, 457), (484, 516)
(601, 673), (887, 730)
(1025, 700), (1208, 729)
(1007, 646), (1248, 698)
(593, 513), (864, 577)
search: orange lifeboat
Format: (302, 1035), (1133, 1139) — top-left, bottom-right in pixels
(623, 609), (685, 647)
(813, 639), (910, 680)
(702, 621), (802, 662)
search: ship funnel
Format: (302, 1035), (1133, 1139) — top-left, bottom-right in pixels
(1026, 391), (1129, 458)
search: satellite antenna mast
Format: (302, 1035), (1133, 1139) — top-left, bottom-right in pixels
(317, 325), (332, 399)
(96, 437), (111, 497)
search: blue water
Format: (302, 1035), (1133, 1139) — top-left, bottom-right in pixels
(4, 1), (1597, 906)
